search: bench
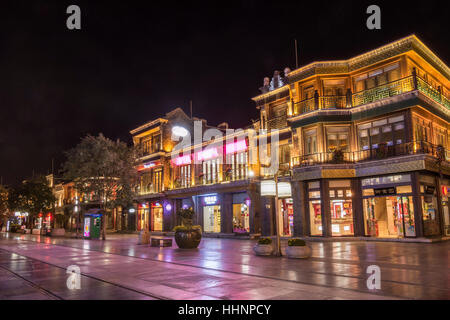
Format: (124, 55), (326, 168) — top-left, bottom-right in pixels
(150, 236), (172, 247)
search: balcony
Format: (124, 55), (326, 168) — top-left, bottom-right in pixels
(291, 73), (450, 117)
(292, 141), (449, 167)
(267, 114), (287, 130)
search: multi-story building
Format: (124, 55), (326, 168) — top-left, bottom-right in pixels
(254, 35), (450, 240)
(129, 35), (449, 242)
(130, 108), (262, 236)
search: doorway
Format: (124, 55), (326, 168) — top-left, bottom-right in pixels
(203, 205), (221, 233)
(363, 196), (415, 238)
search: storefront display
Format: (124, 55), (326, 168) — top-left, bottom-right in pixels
(137, 202), (149, 231)
(233, 203), (250, 233)
(202, 195), (221, 233)
(151, 202), (163, 231)
(308, 181), (322, 236)
(329, 180), (353, 236)
(280, 198), (294, 236)
(440, 183), (450, 236)
(421, 184), (440, 236)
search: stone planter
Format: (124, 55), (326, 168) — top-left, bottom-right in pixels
(286, 245), (311, 259)
(51, 228), (65, 237)
(253, 244), (273, 256)
(174, 229), (202, 249)
(32, 228), (41, 235)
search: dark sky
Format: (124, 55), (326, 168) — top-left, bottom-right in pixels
(0, 0), (448, 185)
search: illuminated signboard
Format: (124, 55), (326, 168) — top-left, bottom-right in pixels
(203, 195), (218, 205)
(197, 148), (219, 161)
(84, 217), (90, 237)
(172, 154), (191, 166)
(260, 180), (292, 197)
(225, 140), (247, 154)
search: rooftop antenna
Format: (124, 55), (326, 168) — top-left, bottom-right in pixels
(294, 39), (299, 69)
(190, 100), (193, 119)
(51, 158), (54, 175)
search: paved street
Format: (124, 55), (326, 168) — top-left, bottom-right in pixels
(0, 232), (449, 300)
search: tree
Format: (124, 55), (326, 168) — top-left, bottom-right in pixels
(62, 133), (140, 240)
(7, 177), (56, 230)
(0, 185), (11, 228)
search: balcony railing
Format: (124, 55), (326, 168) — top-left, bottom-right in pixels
(291, 71), (450, 117)
(292, 141), (449, 167)
(267, 114), (287, 129)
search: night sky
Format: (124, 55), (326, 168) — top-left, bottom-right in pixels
(0, 0), (448, 185)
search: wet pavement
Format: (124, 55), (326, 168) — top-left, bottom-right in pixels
(0, 232), (449, 300)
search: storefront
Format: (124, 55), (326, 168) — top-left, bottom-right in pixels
(232, 193), (250, 234)
(419, 174), (440, 236)
(280, 198), (294, 236)
(307, 181), (322, 236)
(362, 174), (416, 238)
(137, 202), (149, 231)
(440, 181), (450, 236)
(150, 202), (163, 231)
(329, 180), (354, 236)
(201, 195), (221, 233)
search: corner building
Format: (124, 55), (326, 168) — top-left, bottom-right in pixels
(254, 35), (450, 240)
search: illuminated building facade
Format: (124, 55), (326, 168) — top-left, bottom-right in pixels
(130, 35), (449, 240)
(254, 35), (450, 239)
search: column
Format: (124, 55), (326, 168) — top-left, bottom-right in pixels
(261, 196), (274, 236)
(411, 172), (424, 237)
(220, 193), (233, 234)
(352, 178), (365, 236)
(321, 179), (331, 237)
(291, 180), (306, 236)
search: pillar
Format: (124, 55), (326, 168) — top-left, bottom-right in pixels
(291, 180), (307, 236)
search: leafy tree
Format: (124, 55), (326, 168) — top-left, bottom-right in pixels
(0, 185), (11, 228)
(7, 177), (56, 229)
(62, 133), (140, 240)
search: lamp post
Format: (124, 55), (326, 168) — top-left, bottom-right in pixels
(260, 163), (291, 256)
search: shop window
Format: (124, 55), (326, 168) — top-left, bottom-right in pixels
(153, 170), (162, 193)
(421, 184), (441, 236)
(329, 180), (354, 236)
(353, 63), (400, 92)
(203, 159), (220, 184)
(140, 172), (153, 194)
(280, 198), (294, 236)
(308, 183), (322, 236)
(326, 127), (349, 152)
(304, 129), (317, 155)
(233, 203), (250, 233)
(203, 205), (221, 233)
(414, 117), (431, 143)
(358, 115), (405, 151)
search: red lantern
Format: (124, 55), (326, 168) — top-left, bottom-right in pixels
(442, 186), (448, 196)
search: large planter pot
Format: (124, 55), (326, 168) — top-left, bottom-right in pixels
(253, 244), (273, 256)
(286, 245), (311, 259)
(174, 229), (202, 249)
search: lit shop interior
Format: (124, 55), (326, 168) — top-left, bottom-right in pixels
(137, 201), (163, 232)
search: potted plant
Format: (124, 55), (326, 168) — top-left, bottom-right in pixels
(173, 208), (202, 249)
(286, 238), (311, 259)
(253, 237), (273, 256)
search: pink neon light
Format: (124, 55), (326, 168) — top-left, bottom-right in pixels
(197, 148), (219, 161)
(225, 140), (247, 154)
(172, 154), (191, 166)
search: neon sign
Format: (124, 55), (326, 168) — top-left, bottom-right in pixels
(225, 140), (247, 154)
(197, 148), (219, 161)
(172, 154), (191, 166)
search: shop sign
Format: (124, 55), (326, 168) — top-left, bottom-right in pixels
(260, 180), (292, 197)
(203, 195), (218, 205)
(374, 187), (396, 196)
